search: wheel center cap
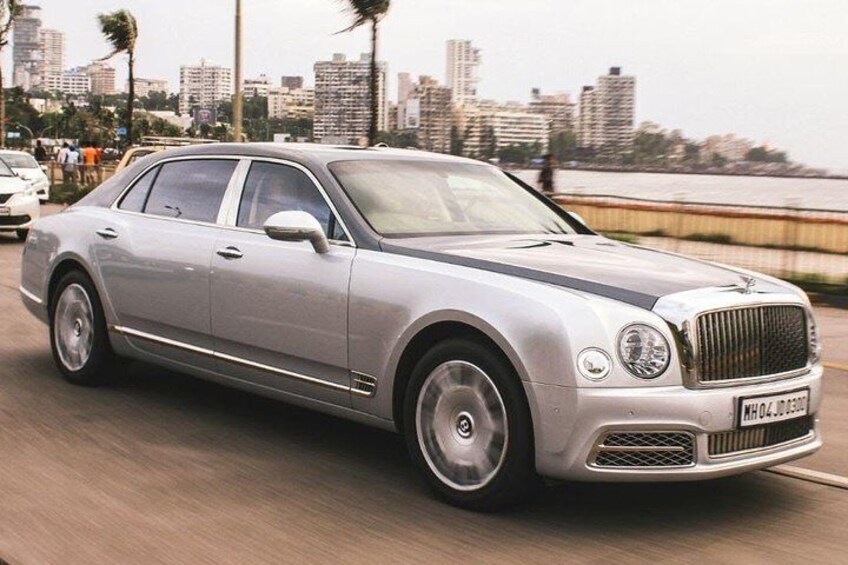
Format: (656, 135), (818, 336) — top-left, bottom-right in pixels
(73, 319), (82, 337)
(456, 412), (474, 439)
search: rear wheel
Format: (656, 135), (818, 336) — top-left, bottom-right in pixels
(404, 338), (537, 510)
(49, 270), (120, 386)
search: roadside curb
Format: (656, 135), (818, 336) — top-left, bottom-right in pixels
(824, 361), (848, 372)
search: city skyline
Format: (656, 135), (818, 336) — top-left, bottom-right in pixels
(3, 0), (846, 170)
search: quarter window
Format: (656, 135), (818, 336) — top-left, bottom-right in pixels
(118, 165), (159, 212)
(237, 162), (345, 240)
(143, 160), (237, 223)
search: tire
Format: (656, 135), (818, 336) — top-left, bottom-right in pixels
(49, 270), (120, 386)
(16, 229), (28, 241)
(403, 337), (538, 511)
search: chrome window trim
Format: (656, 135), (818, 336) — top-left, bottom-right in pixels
(223, 156), (357, 248)
(109, 325), (371, 397)
(109, 155), (243, 227)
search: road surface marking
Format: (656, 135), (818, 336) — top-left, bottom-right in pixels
(823, 361), (848, 372)
(766, 465), (848, 490)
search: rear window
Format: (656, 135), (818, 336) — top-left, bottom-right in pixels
(142, 160), (237, 223)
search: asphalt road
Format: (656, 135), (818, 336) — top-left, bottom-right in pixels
(1, 215), (848, 564)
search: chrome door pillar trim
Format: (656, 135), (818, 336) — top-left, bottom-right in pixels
(109, 324), (370, 396)
(219, 159), (252, 226)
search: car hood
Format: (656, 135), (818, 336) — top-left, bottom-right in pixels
(381, 234), (790, 310)
(12, 168), (42, 181)
(0, 176), (28, 194)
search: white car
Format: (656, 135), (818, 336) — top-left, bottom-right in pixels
(0, 150), (50, 202)
(0, 157), (40, 241)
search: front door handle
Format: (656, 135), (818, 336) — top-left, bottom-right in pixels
(96, 228), (119, 240)
(216, 246), (243, 260)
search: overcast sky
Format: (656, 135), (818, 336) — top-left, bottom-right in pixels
(9, 0), (848, 170)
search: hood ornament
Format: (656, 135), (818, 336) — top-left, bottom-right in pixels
(739, 276), (757, 294)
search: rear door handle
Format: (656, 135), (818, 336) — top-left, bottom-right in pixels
(216, 246), (243, 260)
(96, 228), (119, 240)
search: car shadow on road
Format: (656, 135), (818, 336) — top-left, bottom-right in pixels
(12, 350), (818, 542)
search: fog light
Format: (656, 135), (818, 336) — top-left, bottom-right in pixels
(577, 348), (612, 381)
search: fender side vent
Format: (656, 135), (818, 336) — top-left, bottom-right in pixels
(351, 373), (377, 397)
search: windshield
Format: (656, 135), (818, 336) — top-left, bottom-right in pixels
(0, 153), (38, 169)
(0, 158), (16, 177)
(329, 160), (578, 238)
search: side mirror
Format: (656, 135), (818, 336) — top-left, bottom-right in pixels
(263, 211), (330, 254)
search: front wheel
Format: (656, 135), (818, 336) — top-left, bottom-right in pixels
(404, 338), (538, 510)
(49, 270), (120, 386)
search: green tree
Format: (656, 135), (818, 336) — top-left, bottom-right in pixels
(337, 0), (390, 146)
(97, 9), (138, 146)
(549, 130), (577, 162)
(0, 1), (23, 148)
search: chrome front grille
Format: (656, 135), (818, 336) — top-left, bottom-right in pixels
(709, 416), (814, 457)
(592, 431), (695, 468)
(695, 305), (808, 385)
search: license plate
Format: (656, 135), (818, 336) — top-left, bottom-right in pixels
(738, 388), (809, 428)
(0, 206), (9, 216)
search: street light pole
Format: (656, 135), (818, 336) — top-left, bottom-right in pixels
(232, 0), (244, 142)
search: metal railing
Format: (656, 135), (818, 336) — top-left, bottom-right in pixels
(549, 193), (848, 291)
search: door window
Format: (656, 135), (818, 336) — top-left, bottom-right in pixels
(143, 159), (237, 223)
(237, 161), (346, 240)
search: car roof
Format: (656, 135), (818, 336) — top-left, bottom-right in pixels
(144, 142), (486, 168)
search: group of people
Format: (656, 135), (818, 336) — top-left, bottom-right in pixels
(55, 141), (104, 186)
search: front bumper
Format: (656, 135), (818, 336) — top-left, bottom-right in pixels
(526, 366), (823, 481)
(0, 194), (40, 231)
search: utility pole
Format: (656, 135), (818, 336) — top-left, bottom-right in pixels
(232, 0), (244, 142)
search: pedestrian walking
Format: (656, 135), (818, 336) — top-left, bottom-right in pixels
(82, 142), (97, 185)
(538, 153), (556, 192)
(65, 145), (81, 185)
(34, 140), (47, 163)
(57, 142), (71, 186)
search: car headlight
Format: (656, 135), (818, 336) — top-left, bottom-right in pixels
(617, 324), (671, 379)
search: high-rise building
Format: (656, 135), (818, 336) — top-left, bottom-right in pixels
(133, 78), (170, 97)
(280, 76), (304, 90)
(460, 101), (550, 157)
(86, 62), (117, 95)
(243, 74), (273, 98)
(59, 68), (91, 96)
(578, 67), (635, 157)
(529, 89), (575, 135)
(446, 39), (481, 105)
(12, 5), (43, 90)
(577, 86), (597, 148)
(268, 87), (314, 120)
(402, 76), (452, 153)
(313, 53), (387, 145)
(38, 28), (64, 89)
(179, 60), (234, 115)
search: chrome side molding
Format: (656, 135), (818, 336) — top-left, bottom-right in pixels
(110, 325), (372, 397)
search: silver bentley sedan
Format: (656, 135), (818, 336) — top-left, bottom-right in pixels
(19, 144), (822, 510)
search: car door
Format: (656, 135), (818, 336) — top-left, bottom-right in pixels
(210, 160), (355, 405)
(92, 157), (240, 369)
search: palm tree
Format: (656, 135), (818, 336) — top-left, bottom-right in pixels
(337, 0), (390, 146)
(0, 1), (23, 149)
(97, 10), (138, 146)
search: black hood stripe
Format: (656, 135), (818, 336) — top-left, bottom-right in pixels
(380, 242), (659, 310)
